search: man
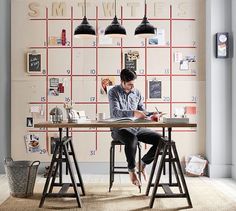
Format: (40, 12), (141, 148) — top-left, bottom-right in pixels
(108, 68), (162, 187)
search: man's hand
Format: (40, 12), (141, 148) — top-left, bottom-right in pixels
(134, 110), (147, 119)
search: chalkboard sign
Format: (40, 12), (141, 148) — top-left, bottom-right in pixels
(124, 53), (137, 72)
(27, 53), (41, 73)
(149, 80), (162, 99)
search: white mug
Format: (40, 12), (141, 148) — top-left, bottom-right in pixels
(97, 113), (105, 121)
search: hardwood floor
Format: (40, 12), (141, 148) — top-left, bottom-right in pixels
(1, 174), (236, 205)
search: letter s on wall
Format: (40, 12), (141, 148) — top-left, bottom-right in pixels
(28, 2), (40, 17)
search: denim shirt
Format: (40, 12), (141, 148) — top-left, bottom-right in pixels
(108, 85), (146, 118)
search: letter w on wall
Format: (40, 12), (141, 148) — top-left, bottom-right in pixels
(102, 2), (114, 17)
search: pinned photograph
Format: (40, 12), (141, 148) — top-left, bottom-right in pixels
(49, 88), (59, 96)
(24, 133), (46, 154)
(100, 77), (115, 95)
(180, 60), (189, 70)
(185, 55), (196, 62)
(149, 80), (162, 99)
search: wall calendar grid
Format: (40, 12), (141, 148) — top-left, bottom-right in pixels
(11, 0), (204, 162)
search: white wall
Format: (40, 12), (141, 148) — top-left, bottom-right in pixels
(232, 0), (236, 180)
(206, 0), (232, 177)
(0, 0), (11, 173)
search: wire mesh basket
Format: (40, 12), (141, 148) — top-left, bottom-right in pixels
(4, 157), (40, 198)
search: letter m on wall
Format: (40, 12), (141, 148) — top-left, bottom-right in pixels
(52, 2), (66, 17)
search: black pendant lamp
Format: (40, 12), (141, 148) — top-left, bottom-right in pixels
(74, 0), (96, 38)
(135, 0), (155, 38)
(104, 0), (126, 38)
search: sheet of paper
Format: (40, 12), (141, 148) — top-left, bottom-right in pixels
(30, 106), (40, 113)
(156, 28), (165, 45)
(185, 156), (207, 176)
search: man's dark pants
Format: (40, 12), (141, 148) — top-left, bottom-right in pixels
(111, 128), (162, 170)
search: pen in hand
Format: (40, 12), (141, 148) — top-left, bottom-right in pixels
(155, 107), (159, 114)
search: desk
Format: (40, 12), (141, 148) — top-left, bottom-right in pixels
(35, 120), (196, 208)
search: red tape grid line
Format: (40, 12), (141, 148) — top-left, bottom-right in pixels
(95, 6), (99, 151)
(70, 6), (74, 138)
(45, 8), (49, 152)
(170, 5), (173, 117)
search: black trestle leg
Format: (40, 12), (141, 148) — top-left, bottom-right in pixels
(69, 139), (86, 196)
(39, 143), (59, 208)
(63, 143), (82, 208)
(147, 138), (192, 209)
(149, 144), (168, 208)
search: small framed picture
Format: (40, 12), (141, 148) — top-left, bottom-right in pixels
(216, 32), (229, 58)
(27, 52), (42, 74)
(26, 117), (33, 127)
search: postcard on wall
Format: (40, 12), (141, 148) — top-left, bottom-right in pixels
(100, 77), (115, 95)
(148, 80), (162, 99)
(24, 133), (46, 154)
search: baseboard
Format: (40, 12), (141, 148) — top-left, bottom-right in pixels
(208, 163), (232, 178)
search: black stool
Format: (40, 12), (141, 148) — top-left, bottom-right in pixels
(109, 140), (142, 192)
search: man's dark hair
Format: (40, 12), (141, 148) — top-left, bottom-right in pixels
(120, 69), (137, 82)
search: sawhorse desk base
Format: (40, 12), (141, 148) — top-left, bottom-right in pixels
(39, 128), (85, 208)
(146, 139), (192, 209)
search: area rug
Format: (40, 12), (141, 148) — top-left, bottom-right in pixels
(1, 178), (236, 211)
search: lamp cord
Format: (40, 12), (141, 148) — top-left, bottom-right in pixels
(84, 0), (86, 17)
(115, 0), (117, 16)
(144, 0), (147, 17)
